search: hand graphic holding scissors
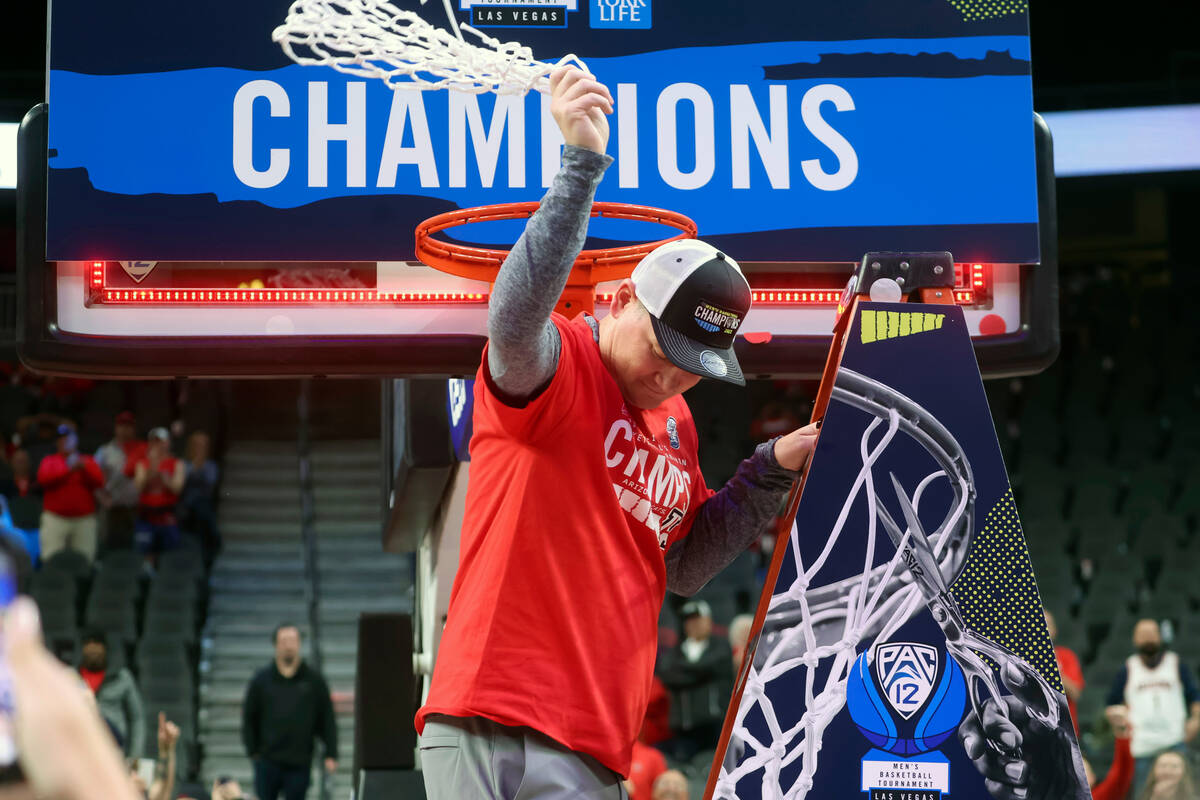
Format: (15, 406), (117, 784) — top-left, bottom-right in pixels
(879, 475), (1089, 800)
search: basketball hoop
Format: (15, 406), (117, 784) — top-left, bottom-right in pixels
(414, 201), (698, 316)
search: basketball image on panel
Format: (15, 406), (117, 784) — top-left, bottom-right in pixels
(709, 302), (1089, 800)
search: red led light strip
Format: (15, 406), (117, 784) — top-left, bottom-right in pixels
(91, 265), (983, 306)
(98, 288), (487, 305)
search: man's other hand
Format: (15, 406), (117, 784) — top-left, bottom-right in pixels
(549, 66), (613, 155)
(773, 422), (820, 472)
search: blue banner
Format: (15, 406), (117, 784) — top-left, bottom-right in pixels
(46, 0), (1039, 263)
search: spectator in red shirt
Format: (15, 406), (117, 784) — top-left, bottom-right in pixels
(1045, 610), (1084, 732)
(36, 423), (105, 563)
(623, 739), (668, 800)
(132, 428), (186, 557)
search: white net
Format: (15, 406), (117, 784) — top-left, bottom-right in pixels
(272, 0), (586, 94)
(715, 369), (972, 800)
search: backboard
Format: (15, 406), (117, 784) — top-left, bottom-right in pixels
(17, 0), (1056, 378)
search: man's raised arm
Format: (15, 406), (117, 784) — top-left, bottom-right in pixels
(486, 67), (614, 402)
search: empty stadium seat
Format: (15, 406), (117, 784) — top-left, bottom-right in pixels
(43, 548), (93, 582)
(84, 593), (138, 643)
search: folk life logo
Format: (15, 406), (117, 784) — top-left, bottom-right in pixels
(591, 0), (651, 28)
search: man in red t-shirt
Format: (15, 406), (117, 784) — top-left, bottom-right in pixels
(36, 423), (106, 563)
(416, 67), (817, 799)
(132, 428), (186, 556)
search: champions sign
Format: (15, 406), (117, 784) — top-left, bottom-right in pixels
(45, 0), (1039, 263)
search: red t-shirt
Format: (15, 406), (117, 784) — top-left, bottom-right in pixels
(1055, 645), (1085, 732)
(416, 314), (714, 777)
(135, 456), (180, 525)
(627, 739), (667, 800)
(36, 453), (105, 517)
(79, 667), (106, 693)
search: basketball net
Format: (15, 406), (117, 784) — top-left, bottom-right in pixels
(273, 0), (586, 94)
(716, 368), (973, 800)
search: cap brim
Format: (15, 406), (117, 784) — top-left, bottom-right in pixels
(650, 315), (746, 386)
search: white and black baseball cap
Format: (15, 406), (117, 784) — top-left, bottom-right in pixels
(632, 239), (752, 386)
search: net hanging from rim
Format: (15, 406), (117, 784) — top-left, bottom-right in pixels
(716, 368), (975, 800)
(273, 0), (586, 94)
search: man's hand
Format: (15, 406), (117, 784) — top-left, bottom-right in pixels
(156, 712), (179, 755)
(1105, 705), (1131, 738)
(957, 662), (1091, 800)
(773, 422), (820, 472)
(324, 758), (338, 774)
(549, 66), (613, 155)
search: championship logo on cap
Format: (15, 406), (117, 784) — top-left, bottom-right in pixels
(693, 301), (743, 336)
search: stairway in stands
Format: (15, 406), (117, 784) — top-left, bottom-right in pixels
(308, 383), (414, 799)
(198, 437), (309, 790)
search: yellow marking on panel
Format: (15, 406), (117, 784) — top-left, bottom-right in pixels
(861, 309), (877, 343)
(859, 310), (947, 343)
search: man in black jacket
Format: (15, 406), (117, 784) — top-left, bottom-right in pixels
(656, 600), (734, 763)
(241, 623), (338, 800)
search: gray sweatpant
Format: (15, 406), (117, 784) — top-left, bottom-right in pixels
(419, 715), (629, 800)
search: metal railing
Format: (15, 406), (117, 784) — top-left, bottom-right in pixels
(296, 379), (331, 800)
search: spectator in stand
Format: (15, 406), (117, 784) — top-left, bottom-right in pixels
(656, 600), (734, 762)
(1105, 619), (1200, 793)
(242, 623), (338, 800)
(1045, 610), (1084, 733)
(128, 713), (181, 800)
(0, 449), (43, 560)
(132, 428), (186, 558)
(623, 738), (667, 800)
(95, 411), (146, 551)
(78, 628), (147, 758)
(21, 415), (62, 470)
(729, 613), (754, 673)
(179, 431), (220, 559)
(36, 424), (106, 563)
(1136, 750), (1196, 800)
(652, 769), (689, 800)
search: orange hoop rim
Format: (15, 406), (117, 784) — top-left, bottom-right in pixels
(414, 201), (698, 286)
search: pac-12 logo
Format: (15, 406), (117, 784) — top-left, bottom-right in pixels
(845, 642), (966, 756)
(876, 643), (937, 719)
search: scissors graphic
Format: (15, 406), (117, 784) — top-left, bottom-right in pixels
(877, 473), (1060, 757)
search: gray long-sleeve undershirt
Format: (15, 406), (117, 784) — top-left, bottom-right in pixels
(486, 145), (800, 595)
